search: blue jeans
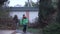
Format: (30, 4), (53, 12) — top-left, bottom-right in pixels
(23, 25), (27, 32)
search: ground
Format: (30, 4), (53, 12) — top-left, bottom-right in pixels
(0, 30), (33, 34)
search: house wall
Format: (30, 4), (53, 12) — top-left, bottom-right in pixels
(9, 11), (38, 22)
(9, 11), (26, 19)
(29, 11), (38, 22)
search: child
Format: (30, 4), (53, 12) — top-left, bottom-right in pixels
(20, 14), (28, 33)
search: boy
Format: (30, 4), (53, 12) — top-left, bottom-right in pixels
(20, 14), (28, 33)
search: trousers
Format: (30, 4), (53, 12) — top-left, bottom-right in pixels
(23, 25), (27, 32)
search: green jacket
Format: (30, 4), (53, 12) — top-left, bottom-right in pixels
(20, 18), (28, 25)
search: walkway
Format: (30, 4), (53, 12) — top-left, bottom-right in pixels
(0, 30), (33, 34)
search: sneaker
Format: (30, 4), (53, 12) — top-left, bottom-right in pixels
(23, 31), (26, 33)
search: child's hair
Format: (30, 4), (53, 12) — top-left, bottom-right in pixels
(14, 15), (17, 18)
(23, 14), (25, 16)
(23, 14), (27, 19)
(13, 15), (18, 20)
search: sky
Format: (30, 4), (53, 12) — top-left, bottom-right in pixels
(8, 0), (37, 7)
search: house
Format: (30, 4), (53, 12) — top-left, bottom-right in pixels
(9, 7), (39, 22)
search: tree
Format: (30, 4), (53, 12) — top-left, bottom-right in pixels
(39, 0), (54, 28)
(38, 0), (58, 34)
(14, 4), (22, 7)
(0, 0), (8, 6)
(2, 0), (10, 7)
(39, 0), (60, 34)
(0, 0), (9, 17)
(24, 1), (39, 7)
(57, 0), (60, 23)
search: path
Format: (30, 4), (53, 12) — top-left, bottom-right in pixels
(15, 30), (33, 34)
(0, 30), (33, 34)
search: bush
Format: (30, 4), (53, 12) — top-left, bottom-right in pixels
(44, 22), (60, 34)
(28, 17), (39, 28)
(0, 17), (16, 30)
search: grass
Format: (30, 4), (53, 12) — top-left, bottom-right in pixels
(18, 26), (40, 33)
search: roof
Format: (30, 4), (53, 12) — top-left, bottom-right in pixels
(8, 7), (39, 11)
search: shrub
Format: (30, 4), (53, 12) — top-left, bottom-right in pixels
(44, 22), (60, 34)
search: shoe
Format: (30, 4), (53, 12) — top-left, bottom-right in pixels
(23, 31), (26, 33)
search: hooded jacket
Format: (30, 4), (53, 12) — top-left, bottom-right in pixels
(20, 16), (28, 25)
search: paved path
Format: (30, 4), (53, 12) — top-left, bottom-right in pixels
(15, 30), (33, 34)
(0, 30), (15, 34)
(0, 30), (33, 34)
